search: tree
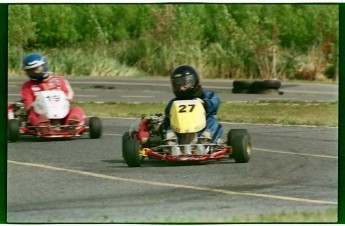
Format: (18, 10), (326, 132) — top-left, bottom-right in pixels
(30, 5), (79, 47)
(8, 5), (36, 69)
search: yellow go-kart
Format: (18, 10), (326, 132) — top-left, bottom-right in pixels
(122, 99), (251, 167)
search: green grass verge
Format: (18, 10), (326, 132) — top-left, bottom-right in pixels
(116, 208), (337, 223)
(74, 101), (338, 127)
(231, 207), (337, 223)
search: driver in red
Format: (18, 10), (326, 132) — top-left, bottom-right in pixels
(21, 53), (85, 134)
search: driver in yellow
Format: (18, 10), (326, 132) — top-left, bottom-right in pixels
(163, 65), (223, 144)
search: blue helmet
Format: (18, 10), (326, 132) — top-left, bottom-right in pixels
(23, 53), (49, 82)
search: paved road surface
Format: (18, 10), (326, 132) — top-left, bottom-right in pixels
(7, 118), (338, 223)
(6, 77), (338, 223)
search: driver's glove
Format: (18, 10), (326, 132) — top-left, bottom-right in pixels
(194, 98), (207, 109)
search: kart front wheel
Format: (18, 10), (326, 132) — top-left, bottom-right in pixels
(231, 134), (251, 163)
(122, 132), (131, 157)
(227, 129), (250, 146)
(123, 139), (142, 167)
(8, 119), (20, 142)
(88, 117), (102, 139)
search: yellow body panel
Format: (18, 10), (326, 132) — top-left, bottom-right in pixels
(170, 100), (206, 133)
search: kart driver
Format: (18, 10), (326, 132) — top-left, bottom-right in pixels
(20, 53), (85, 134)
(163, 64), (223, 144)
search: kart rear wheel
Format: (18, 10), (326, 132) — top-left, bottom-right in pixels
(88, 117), (102, 139)
(8, 119), (20, 142)
(231, 134), (251, 163)
(123, 139), (142, 167)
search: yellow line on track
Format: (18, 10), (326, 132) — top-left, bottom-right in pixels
(8, 160), (336, 205)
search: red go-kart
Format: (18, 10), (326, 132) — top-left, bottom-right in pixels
(122, 99), (251, 167)
(8, 90), (102, 142)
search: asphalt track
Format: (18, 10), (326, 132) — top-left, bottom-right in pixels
(7, 77), (338, 223)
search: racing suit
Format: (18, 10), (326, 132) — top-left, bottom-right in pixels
(21, 75), (85, 126)
(163, 90), (223, 143)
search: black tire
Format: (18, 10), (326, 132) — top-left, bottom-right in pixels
(253, 80), (281, 89)
(232, 80), (253, 94)
(248, 80), (281, 94)
(254, 88), (280, 95)
(231, 134), (251, 163)
(8, 119), (20, 142)
(88, 117), (102, 139)
(262, 80), (281, 89)
(232, 87), (248, 94)
(227, 129), (250, 146)
(227, 129), (251, 162)
(123, 139), (142, 167)
(233, 80), (253, 89)
(122, 132), (131, 157)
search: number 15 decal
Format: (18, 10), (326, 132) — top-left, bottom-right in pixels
(178, 104), (195, 113)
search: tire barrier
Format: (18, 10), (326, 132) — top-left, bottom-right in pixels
(232, 79), (283, 94)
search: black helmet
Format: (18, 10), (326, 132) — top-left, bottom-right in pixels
(170, 65), (203, 99)
(23, 53), (49, 82)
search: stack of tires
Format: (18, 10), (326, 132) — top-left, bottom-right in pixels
(232, 79), (282, 94)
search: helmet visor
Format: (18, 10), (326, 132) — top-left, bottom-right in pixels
(25, 65), (47, 79)
(26, 65), (44, 75)
(172, 74), (196, 92)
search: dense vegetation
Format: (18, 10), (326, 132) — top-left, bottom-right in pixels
(8, 4), (339, 80)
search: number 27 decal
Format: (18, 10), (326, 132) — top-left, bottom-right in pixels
(178, 104), (195, 113)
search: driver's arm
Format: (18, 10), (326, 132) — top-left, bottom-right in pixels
(20, 82), (36, 110)
(203, 90), (220, 114)
(60, 78), (74, 102)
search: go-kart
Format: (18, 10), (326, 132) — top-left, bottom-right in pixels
(122, 99), (251, 167)
(7, 90), (102, 142)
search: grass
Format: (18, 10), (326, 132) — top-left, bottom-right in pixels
(231, 208), (338, 223)
(219, 101), (338, 127)
(114, 208), (338, 223)
(74, 100), (338, 127)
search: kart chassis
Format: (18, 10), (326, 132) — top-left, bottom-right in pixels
(142, 143), (232, 162)
(8, 100), (102, 141)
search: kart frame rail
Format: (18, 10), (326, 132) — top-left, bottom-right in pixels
(143, 144), (232, 161)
